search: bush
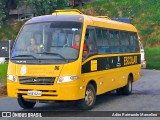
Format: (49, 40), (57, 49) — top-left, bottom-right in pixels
(0, 63), (8, 83)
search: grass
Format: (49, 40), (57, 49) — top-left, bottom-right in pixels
(0, 64), (8, 83)
(145, 47), (160, 70)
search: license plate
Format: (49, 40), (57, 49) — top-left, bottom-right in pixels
(28, 90), (42, 96)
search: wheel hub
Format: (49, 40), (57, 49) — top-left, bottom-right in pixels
(129, 80), (132, 92)
(85, 89), (94, 106)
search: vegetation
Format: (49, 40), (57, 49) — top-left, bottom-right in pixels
(0, 0), (7, 26)
(145, 48), (160, 70)
(18, 0), (67, 16)
(0, 64), (8, 83)
(0, 0), (67, 40)
(1, 0), (160, 46)
(0, 20), (24, 40)
(79, 0), (160, 47)
(0, 0), (67, 27)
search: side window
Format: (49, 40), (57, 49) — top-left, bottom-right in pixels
(109, 30), (120, 53)
(95, 28), (103, 46)
(129, 32), (139, 52)
(85, 28), (97, 53)
(95, 28), (110, 54)
(120, 31), (130, 53)
(101, 29), (109, 47)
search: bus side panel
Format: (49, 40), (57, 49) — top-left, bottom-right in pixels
(81, 54), (141, 95)
(81, 66), (130, 95)
(81, 71), (116, 95)
(81, 64), (140, 96)
(132, 64), (141, 82)
(113, 64), (141, 90)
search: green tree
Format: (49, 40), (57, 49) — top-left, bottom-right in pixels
(19, 0), (67, 16)
(0, 0), (7, 27)
(57, 0), (66, 9)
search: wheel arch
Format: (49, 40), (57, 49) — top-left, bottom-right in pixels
(129, 73), (134, 82)
(87, 80), (97, 93)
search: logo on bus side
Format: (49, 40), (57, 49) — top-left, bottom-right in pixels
(116, 56), (121, 67)
(124, 56), (138, 66)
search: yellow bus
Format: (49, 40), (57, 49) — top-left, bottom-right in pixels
(7, 9), (141, 110)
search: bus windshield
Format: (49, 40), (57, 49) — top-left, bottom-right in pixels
(11, 21), (82, 64)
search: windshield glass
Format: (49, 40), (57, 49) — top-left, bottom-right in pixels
(11, 21), (82, 64)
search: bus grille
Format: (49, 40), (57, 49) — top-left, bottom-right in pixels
(19, 77), (55, 85)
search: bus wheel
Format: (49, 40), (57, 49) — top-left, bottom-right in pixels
(17, 96), (36, 109)
(77, 84), (96, 110)
(116, 76), (133, 95)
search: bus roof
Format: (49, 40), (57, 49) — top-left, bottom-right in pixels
(85, 15), (137, 32)
(52, 9), (83, 15)
(25, 14), (84, 24)
(26, 9), (137, 32)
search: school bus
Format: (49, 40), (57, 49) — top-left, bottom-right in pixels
(7, 9), (141, 110)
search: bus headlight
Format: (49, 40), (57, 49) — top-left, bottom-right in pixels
(57, 76), (79, 84)
(7, 74), (17, 82)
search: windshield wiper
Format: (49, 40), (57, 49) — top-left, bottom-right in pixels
(38, 52), (67, 61)
(11, 55), (37, 59)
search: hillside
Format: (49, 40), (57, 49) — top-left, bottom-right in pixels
(0, 20), (23, 40)
(79, 0), (160, 47)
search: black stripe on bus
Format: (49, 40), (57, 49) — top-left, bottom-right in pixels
(82, 54), (141, 73)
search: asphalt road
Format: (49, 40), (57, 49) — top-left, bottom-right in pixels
(0, 69), (160, 119)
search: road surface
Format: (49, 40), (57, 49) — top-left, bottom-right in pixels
(0, 69), (160, 119)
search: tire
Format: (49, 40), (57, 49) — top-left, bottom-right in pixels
(116, 75), (133, 95)
(77, 84), (96, 110)
(17, 96), (36, 109)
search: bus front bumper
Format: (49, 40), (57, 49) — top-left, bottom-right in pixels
(7, 82), (85, 101)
